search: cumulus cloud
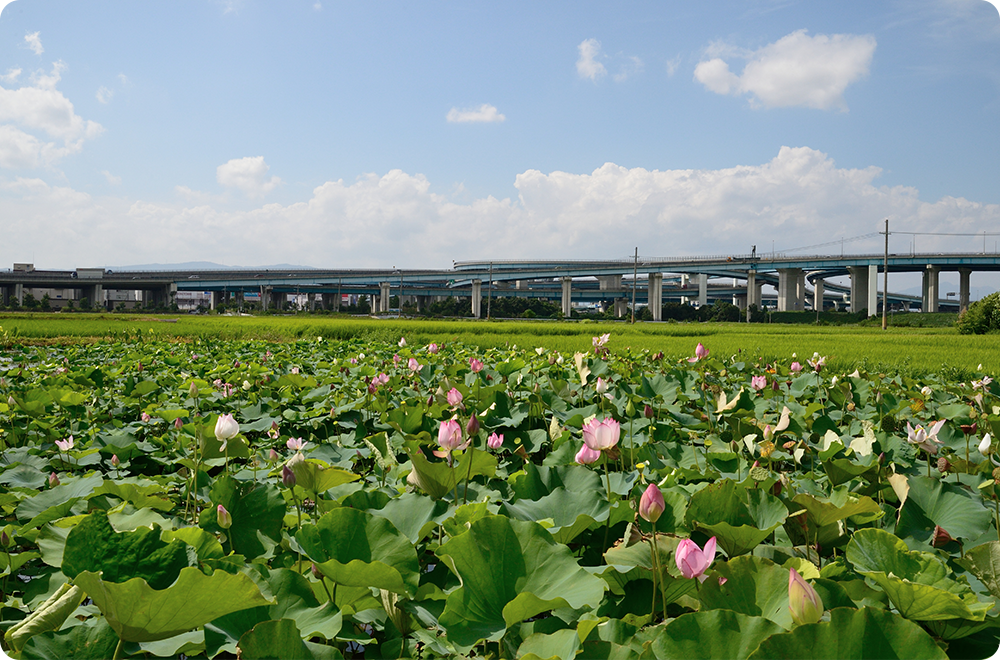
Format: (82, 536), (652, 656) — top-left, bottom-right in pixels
(24, 32), (43, 55)
(576, 38), (607, 81)
(1, 68), (21, 84)
(216, 156), (281, 198)
(2, 147), (997, 269)
(694, 29), (876, 110)
(95, 86), (113, 104)
(446, 104), (506, 123)
(0, 61), (104, 168)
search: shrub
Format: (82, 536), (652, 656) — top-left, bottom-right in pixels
(957, 291), (1000, 334)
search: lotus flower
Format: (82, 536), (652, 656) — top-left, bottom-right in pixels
(469, 358), (484, 373)
(639, 484), (665, 523)
(217, 504), (232, 530)
(921, 385), (933, 398)
(488, 432), (503, 449)
(675, 537), (717, 582)
(807, 353), (826, 372)
(980, 434), (992, 455)
(214, 413), (240, 452)
(399, 337), (407, 347)
(582, 417), (620, 451)
(688, 342), (710, 363)
(427, 343), (439, 354)
(408, 358), (421, 372)
(575, 443), (601, 465)
(751, 376), (767, 391)
(906, 420), (945, 455)
(55, 436), (74, 452)
(393, 353), (401, 366)
(437, 419), (466, 452)
(141, 412), (151, 423)
(286, 437), (306, 451)
(595, 377), (608, 394)
(973, 376), (993, 390)
(790, 361), (802, 373)
(592, 333), (610, 349)
(788, 568), (824, 625)
(447, 388), (464, 408)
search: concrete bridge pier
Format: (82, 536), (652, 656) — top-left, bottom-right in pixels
(648, 273), (663, 321)
(379, 282), (391, 312)
(959, 268), (971, 313)
(13, 283), (23, 306)
(236, 290), (245, 310)
(746, 271), (761, 308)
(847, 266), (869, 314)
(777, 268), (803, 311)
(698, 273), (708, 307)
(868, 264), (878, 317)
(614, 298), (628, 318)
(210, 291), (221, 310)
(922, 266), (940, 313)
(734, 293), (748, 311)
(561, 278), (572, 317)
(472, 280), (482, 318)
(813, 279), (824, 312)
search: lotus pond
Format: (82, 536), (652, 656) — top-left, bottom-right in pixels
(0, 333), (999, 659)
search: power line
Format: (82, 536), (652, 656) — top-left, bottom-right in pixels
(890, 231), (1000, 237)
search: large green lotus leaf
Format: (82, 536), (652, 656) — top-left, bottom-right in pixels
(371, 491), (449, 544)
(509, 462), (603, 500)
(822, 457), (878, 486)
(198, 475), (285, 559)
(296, 507), (420, 597)
(0, 464), (47, 489)
(503, 486), (611, 544)
(15, 473), (103, 524)
(92, 480), (174, 511)
(961, 541), (1000, 599)
(62, 512), (194, 590)
(696, 521), (782, 558)
(686, 480), (787, 546)
(517, 628), (581, 660)
(237, 619), (344, 660)
(288, 457), (360, 493)
(896, 476), (992, 544)
(406, 447), (497, 499)
(847, 528), (993, 621)
(698, 556), (794, 629)
(746, 607), (948, 660)
(73, 567), (272, 643)
(5, 582), (85, 652)
(19, 615), (120, 660)
(791, 490), (883, 528)
(640, 610), (783, 660)
(436, 516), (606, 647)
(686, 480), (753, 528)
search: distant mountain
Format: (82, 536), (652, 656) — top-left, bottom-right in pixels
(112, 261), (317, 271)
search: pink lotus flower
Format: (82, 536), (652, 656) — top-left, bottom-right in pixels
(575, 443), (601, 465)
(447, 388), (464, 408)
(907, 420), (946, 455)
(788, 568), (824, 625)
(408, 358), (421, 372)
(287, 437), (306, 452)
(437, 419), (466, 452)
(751, 376), (767, 391)
(427, 343), (439, 354)
(469, 358), (484, 373)
(141, 412), (151, 423)
(675, 537), (717, 582)
(582, 417), (620, 451)
(393, 353), (401, 366)
(592, 333), (610, 349)
(488, 432), (503, 449)
(214, 413), (239, 452)
(790, 362), (802, 373)
(55, 436), (74, 452)
(688, 343), (709, 363)
(595, 377), (608, 394)
(807, 353), (826, 372)
(639, 483), (665, 523)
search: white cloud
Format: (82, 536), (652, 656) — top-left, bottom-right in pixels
(2, 147), (997, 269)
(613, 56), (644, 82)
(446, 104), (506, 123)
(216, 156), (281, 198)
(1, 68), (21, 84)
(576, 38), (607, 81)
(695, 29), (876, 110)
(24, 32), (43, 55)
(95, 86), (113, 104)
(0, 61), (104, 168)
(101, 170), (121, 185)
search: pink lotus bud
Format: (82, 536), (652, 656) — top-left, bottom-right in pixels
(399, 337), (407, 347)
(438, 419), (465, 451)
(48, 472), (60, 488)
(311, 562), (323, 579)
(465, 414), (480, 436)
(137, 362), (143, 372)
(189, 382), (199, 398)
(282, 464), (296, 487)
(575, 443), (601, 465)
(595, 378), (608, 394)
(675, 537), (717, 582)
(111, 455), (119, 467)
(447, 388), (464, 408)
(582, 418), (620, 451)
(688, 342), (709, 363)
(487, 432), (503, 449)
(644, 404), (655, 419)
(639, 484), (665, 523)
(788, 568), (824, 625)
(0, 530), (10, 548)
(393, 353), (401, 366)
(469, 358), (484, 373)
(174, 417), (184, 430)
(790, 362), (802, 373)
(217, 504), (232, 530)
(427, 343), (439, 354)
(141, 412), (151, 423)
(269, 448), (280, 462)
(931, 525), (953, 548)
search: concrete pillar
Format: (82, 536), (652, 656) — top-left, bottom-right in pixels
(516, 280), (526, 290)
(734, 293), (748, 310)
(813, 279), (824, 312)
(379, 282), (391, 312)
(561, 278), (573, 317)
(209, 291), (220, 310)
(848, 266), (869, 314)
(867, 264), (878, 317)
(307, 292), (316, 311)
(796, 271), (807, 310)
(698, 273), (708, 307)
(777, 268), (803, 312)
(472, 280), (482, 318)
(614, 298), (628, 318)
(746, 271), (757, 308)
(959, 268), (971, 313)
(649, 273), (663, 321)
(236, 290), (245, 310)
(923, 266), (940, 313)
(14, 283), (23, 306)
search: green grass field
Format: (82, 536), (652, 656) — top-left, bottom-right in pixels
(0, 312), (995, 378)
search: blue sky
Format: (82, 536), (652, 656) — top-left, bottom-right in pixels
(0, 0), (998, 275)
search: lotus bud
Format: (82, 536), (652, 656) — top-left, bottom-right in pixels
(931, 525), (952, 548)
(0, 529), (10, 548)
(398, 337), (407, 347)
(189, 382), (198, 399)
(788, 568), (824, 625)
(111, 455), (119, 467)
(575, 443), (601, 465)
(487, 432), (503, 449)
(675, 537), (717, 582)
(644, 404), (655, 419)
(269, 448), (280, 462)
(980, 434), (992, 455)
(469, 358), (483, 373)
(7, 396), (15, 408)
(48, 472), (59, 488)
(446, 388), (464, 408)
(174, 417), (183, 430)
(465, 414), (480, 436)
(282, 464), (296, 488)
(427, 343), (439, 354)
(311, 562), (323, 579)
(878, 452), (885, 465)
(639, 484), (665, 524)
(595, 378), (608, 394)
(217, 504), (232, 529)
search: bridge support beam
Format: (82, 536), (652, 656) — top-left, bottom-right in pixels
(777, 268), (803, 311)
(959, 268), (971, 313)
(648, 273), (663, 321)
(847, 266), (869, 314)
(378, 282), (390, 312)
(813, 279), (824, 312)
(561, 278), (572, 317)
(598, 275), (621, 292)
(868, 264), (879, 317)
(13, 283), (23, 306)
(209, 291), (221, 310)
(923, 266), (940, 313)
(614, 298), (628, 318)
(472, 280), (482, 318)
(698, 273), (708, 307)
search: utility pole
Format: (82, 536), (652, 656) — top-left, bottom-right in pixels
(631, 247), (638, 324)
(486, 262), (493, 321)
(881, 218), (889, 331)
